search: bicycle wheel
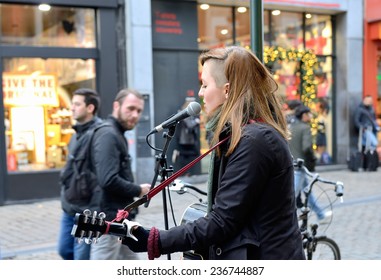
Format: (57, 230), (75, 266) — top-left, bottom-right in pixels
(306, 237), (341, 260)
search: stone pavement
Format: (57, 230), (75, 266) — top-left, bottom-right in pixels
(1, 167), (381, 260)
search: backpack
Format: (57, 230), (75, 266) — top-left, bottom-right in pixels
(60, 122), (109, 204)
(178, 117), (198, 145)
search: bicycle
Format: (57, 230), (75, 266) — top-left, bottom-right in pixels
(294, 158), (344, 260)
(169, 179), (208, 227)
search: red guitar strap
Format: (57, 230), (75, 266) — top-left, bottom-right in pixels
(112, 136), (230, 222)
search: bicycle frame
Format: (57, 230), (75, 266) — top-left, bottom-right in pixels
(294, 158), (344, 260)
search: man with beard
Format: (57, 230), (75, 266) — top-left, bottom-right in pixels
(89, 88), (150, 260)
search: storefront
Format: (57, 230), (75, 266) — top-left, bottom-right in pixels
(151, 0), (360, 174)
(0, 0), (121, 205)
(1, 0), (363, 204)
(363, 0), (381, 148)
(196, 2), (337, 165)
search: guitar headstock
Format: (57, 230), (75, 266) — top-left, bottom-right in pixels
(71, 209), (110, 244)
(72, 209), (130, 244)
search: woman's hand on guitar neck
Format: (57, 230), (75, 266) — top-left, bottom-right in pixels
(121, 226), (162, 260)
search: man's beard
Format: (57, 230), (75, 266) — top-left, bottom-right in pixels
(117, 109), (134, 130)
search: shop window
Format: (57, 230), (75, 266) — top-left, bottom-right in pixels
(270, 11), (303, 49)
(197, 5), (233, 49)
(264, 47), (333, 165)
(0, 4), (96, 47)
(235, 6), (250, 47)
(3, 57), (96, 172)
(263, 10), (270, 47)
(305, 14), (332, 55)
(196, 4), (334, 165)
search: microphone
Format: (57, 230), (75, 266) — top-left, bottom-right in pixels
(149, 101), (201, 134)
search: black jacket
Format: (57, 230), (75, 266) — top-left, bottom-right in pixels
(159, 123), (305, 260)
(354, 103), (378, 133)
(60, 117), (103, 216)
(90, 116), (141, 220)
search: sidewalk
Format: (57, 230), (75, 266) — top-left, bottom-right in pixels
(1, 167), (381, 260)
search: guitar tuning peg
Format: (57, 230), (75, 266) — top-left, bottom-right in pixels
(93, 232), (102, 243)
(91, 211), (98, 224)
(85, 230), (94, 244)
(83, 209), (91, 223)
(98, 212), (106, 225)
(79, 230), (86, 240)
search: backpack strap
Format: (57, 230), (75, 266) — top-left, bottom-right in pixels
(72, 122), (111, 173)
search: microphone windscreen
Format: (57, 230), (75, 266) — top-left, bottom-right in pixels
(187, 102), (201, 116)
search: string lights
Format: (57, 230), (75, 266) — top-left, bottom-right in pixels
(263, 46), (318, 107)
(263, 46), (319, 147)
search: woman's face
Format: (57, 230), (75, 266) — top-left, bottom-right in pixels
(198, 60), (227, 116)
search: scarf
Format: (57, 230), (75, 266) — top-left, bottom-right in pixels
(205, 107), (222, 213)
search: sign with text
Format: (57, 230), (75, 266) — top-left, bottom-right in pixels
(3, 73), (59, 107)
(152, 0), (198, 49)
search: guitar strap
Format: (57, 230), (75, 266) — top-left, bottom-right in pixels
(112, 136), (230, 222)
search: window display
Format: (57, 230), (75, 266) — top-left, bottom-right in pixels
(197, 4), (334, 165)
(0, 4), (96, 47)
(3, 57), (96, 172)
(1, 3), (98, 172)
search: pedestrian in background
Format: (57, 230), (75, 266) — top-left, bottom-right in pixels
(173, 96), (201, 176)
(315, 99), (331, 164)
(284, 99), (302, 126)
(122, 46), (305, 260)
(89, 88), (151, 260)
(354, 95), (379, 150)
(289, 105), (331, 222)
(58, 88), (102, 260)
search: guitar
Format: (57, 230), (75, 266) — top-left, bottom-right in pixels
(179, 202), (208, 260)
(71, 209), (133, 244)
(71, 204), (208, 258)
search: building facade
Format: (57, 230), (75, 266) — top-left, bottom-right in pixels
(0, 0), (124, 204)
(0, 0), (364, 204)
(363, 0), (381, 151)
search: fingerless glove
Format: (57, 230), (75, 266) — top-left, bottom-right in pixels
(122, 226), (161, 260)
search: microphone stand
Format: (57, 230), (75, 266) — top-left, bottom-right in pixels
(145, 124), (176, 260)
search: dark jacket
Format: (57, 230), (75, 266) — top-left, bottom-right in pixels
(60, 117), (103, 216)
(159, 123), (305, 260)
(288, 118), (316, 171)
(354, 103), (378, 134)
(90, 116), (141, 220)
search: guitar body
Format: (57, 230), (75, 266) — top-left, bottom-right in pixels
(180, 202), (208, 260)
(180, 202), (207, 225)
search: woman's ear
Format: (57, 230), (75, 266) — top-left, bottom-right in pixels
(224, 83), (230, 98)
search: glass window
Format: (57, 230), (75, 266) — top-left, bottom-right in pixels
(196, 5), (334, 165)
(0, 4), (96, 47)
(270, 11), (303, 49)
(272, 59), (301, 103)
(3, 57), (96, 172)
(198, 5), (233, 49)
(263, 10), (270, 47)
(235, 6), (250, 47)
(305, 14), (332, 55)
(311, 56), (333, 164)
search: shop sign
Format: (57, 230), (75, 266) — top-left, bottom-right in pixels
(3, 73), (59, 107)
(152, 0), (198, 49)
